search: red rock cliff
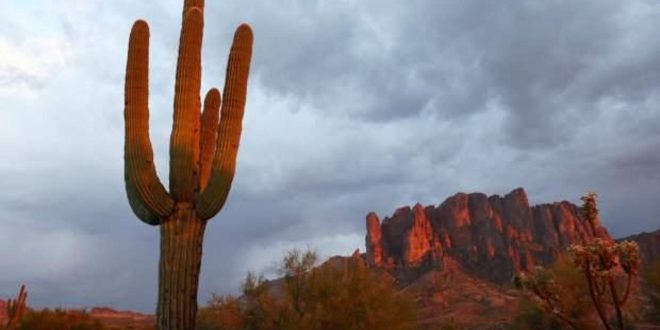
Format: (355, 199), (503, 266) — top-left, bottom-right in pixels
(365, 188), (611, 283)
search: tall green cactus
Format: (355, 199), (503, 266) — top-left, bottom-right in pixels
(123, 0), (253, 328)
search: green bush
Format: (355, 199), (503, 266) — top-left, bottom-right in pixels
(197, 249), (417, 330)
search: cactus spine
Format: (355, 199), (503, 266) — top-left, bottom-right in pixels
(5, 284), (27, 329)
(123, 0), (253, 328)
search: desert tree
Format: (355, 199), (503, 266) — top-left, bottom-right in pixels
(568, 193), (641, 330)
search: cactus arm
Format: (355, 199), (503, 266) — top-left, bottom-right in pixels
(169, 8), (204, 202)
(183, 0), (204, 15)
(6, 284), (27, 328)
(198, 88), (221, 191)
(196, 24), (253, 220)
(126, 179), (161, 225)
(124, 20), (174, 220)
(16, 284), (26, 321)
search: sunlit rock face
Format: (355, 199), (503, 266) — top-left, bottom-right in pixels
(365, 188), (611, 283)
(403, 204), (439, 267)
(365, 212), (384, 267)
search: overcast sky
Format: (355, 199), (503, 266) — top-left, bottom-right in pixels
(1, 0), (659, 313)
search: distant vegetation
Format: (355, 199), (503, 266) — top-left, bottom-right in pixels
(197, 249), (417, 330)
(13, 309), (106, 330)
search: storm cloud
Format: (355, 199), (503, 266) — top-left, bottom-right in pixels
(1, 0), (659, 312)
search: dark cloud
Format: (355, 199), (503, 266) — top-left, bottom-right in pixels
(231, 0), (660, 149)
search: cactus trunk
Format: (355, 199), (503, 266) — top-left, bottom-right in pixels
(157, 205), (206, 330)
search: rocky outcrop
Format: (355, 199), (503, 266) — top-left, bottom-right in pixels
(365, 212), (384, 267)
(619, 229), (660, 264)
(403, 204), (443, 267)
(367, 204), (443, 270)
(366, 188), (611, 283)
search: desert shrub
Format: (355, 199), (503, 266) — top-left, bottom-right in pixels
(17, 308), (106, 330)
(196, 273), (282, 330)
(510, 296), (566, 330)
(197, 248), (416, 330)
(241, 272), (284, 330)
(547, 256), (594, 322)
(298, 256), (416, 329)
(513, 257), (597, 329)
(196, 295), (245, 330)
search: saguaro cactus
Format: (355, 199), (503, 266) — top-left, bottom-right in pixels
(123, 0), (253, 329)
(5, 284), (27, 329)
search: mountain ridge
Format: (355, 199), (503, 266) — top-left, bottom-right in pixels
(366, 187), (613, 284)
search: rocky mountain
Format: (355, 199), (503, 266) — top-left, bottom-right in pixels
(619, 229), (660, 264)
(366, 187), (611, 283)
